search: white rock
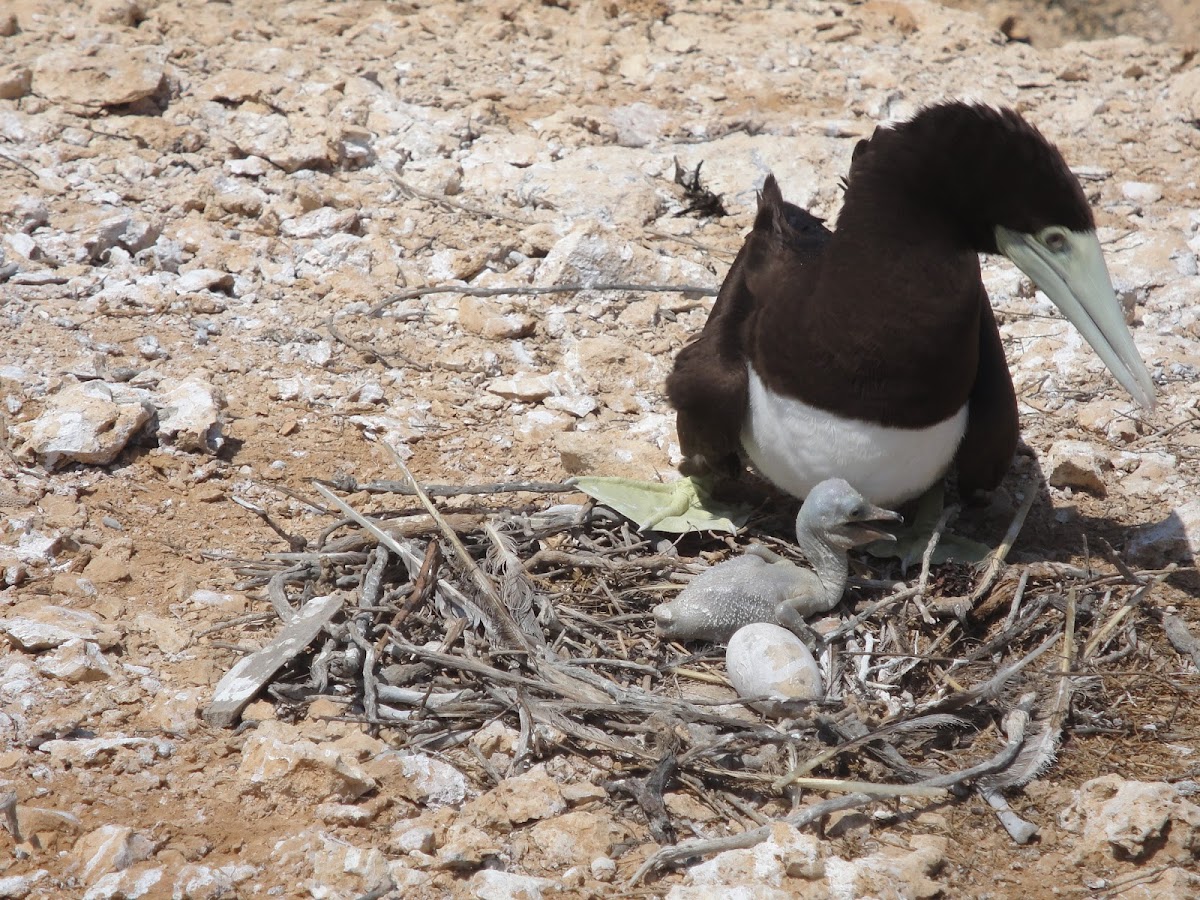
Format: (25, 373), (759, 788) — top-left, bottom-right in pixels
(486, 373), (557, 402)
(280, 207), (358, 239)
(1045, 439), (1110, 496)
(134, 335), (167, 360)
(823, 835), (947, 899)
(726, 624), (823, 717)
(16, 380), (154, 470)
(469, 870), (558, 900)
(175, 269), (234, 295)
(154, 376), (226, 454)
(6, 232), (38, 260)
(83, 867), (163, 899)
(683, 822), (822, 891)
(238, 724), (376, 802)
(391, 823), (435, 855)
(42, 736), (173, 768)
(33, 46), (165, 107)
(73, 824), (156, 886)
(372, 751), (467, 808)
(188, 589), (239, 608)
(0, 871), (49, 897)
(1058, 774), (1200, 863)
(35, 639), (115, 683)
(591, 856), (617, 882)
(226, 156), (273, 177)
(543, 394), (598, 418)
(0, 606), (121, 651)
(1127, 499), (1200, 564)
(1121, 181), (1162, 204)
(271, 827), (390, 897)
(171, 864), (258, 900)
(15, 529), (59, 564)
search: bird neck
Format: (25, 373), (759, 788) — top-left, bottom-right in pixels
(794, 528), (849, 610)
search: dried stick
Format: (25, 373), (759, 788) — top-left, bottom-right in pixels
(1082, 571), (1171, 661)
(632, 696), (1031, 886)
(915, 504), (958, 615)
(384, 445), (537, 651)
(231, 495), (307, 552)
(369, 280), (717, 317)
(312, 483), (488, 632)
(351, 479), (576, 497)
(970, 484), (1038, 606)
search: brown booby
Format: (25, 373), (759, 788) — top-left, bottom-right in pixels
(667, 102), (1155, 507)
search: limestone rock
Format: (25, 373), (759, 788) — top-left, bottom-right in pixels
(1127, 499), (1200, 564)
(486, 373), (557, 403)
(271, 828), (392, 898)
(35, 639), (115, 683)
(0, 871), (49, 897)
(154, 375), (226, 454)
(175, 269), (234, 295)
(0, 605), (121, 651)
(16, 381), (154, 470)
(366, 751), (467, 809)
(823, 835), (947, 899)
(72, 825), (156, 886)
(479, 764), (566, 827)
(681, 822), (824, 893)
(170, 864), (258, 900)
(1045, 439), (1110, 496)
(34, 46), (166, 108)
(527, 811), (632, 870)
(1059, 775), (1200, 865)
(0, 64), (31, 100)
(459, 297), (536, 340)
(42, 736), (173, 769)
(280, 207), (359, 239)
(468, 870), (559, 899)
(237, 723), (377, 802)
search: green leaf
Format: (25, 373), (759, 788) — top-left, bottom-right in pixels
(864, 483), (991, 569)
(569, 476), (752, 535)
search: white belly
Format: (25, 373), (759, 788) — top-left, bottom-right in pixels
(741, 367), (968, 507)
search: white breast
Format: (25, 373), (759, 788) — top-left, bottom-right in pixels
(741, 366), (968, 507)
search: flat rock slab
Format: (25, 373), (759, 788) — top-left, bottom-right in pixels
(203, 595), (343, 728)
(34, 46), (166, 107)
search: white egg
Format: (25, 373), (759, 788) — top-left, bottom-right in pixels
(726, 623), (823, 717)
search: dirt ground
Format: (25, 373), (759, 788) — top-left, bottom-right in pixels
(1, 0), (1199, 897)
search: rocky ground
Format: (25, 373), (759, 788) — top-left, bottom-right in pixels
(1, 0), (1199, 897)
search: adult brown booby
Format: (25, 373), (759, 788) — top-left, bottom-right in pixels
(666, 102), (1155, 507)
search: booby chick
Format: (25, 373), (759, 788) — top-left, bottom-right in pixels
(666, 102), (1155, 508)
(654, 478), (900, 642)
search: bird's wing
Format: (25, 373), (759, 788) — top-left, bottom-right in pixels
(955, 284), (1019, 497)
(667, 175), (832, 478)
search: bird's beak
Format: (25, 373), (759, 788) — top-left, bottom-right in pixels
(995, 226), (1155, 409)
(843, 506), (903, 545)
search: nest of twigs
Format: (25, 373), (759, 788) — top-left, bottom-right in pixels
(205, 452), (1186, 881)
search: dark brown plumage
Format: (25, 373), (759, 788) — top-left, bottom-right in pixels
(667, 102), (1153, 506)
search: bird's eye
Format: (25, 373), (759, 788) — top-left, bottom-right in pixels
(1042, 229), (1068, 253)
